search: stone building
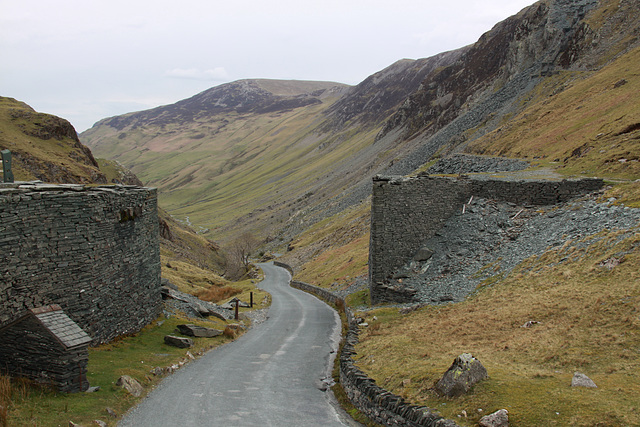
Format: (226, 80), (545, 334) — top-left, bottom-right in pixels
(0, 305), (91, 392)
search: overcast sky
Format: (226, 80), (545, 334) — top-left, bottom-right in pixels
(1, 0), (535, 133)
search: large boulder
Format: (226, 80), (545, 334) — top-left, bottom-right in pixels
(435, 353), (488, 397)
(164, 335), (194, 348)
(177, 324), (223, 338)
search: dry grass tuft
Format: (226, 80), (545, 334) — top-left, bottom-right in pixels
(196, 285), (241, 303)
(0, 375), (38, 427)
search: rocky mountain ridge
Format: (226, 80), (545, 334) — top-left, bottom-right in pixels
(81, 0), (640, 247)
(93, 79), (348, 133)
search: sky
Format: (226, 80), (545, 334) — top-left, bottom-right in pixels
(1, 0), (535, 133)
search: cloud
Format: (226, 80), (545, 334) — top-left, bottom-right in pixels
(164, 67), (229, 81)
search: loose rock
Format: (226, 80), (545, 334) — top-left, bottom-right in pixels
(164, 335), (194, 348)
(177, 324), (223, 338)
(116, 375), (143, 397)
(571, 372), (597, 388)
(479, 409), (509, 427)
(435, 353), (488, 397)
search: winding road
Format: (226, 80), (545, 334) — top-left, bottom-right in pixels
(120, 263), (355, 426)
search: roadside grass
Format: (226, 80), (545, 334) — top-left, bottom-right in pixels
(1, 314), (240, 426)
(353, 226), (640, 426)
(345, 288), (371, 308)
(1, 269), (269, 427)
(161, 257), (228, 295)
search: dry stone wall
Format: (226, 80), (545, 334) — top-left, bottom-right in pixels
(0, 183), (161, 344)
(285, 273), (458, 426)
(369, 174), (603, 304)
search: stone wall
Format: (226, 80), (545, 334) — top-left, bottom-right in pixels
(369, 174), (603, 304)
(284, 273), (458, 426)
(340, 323), (457, 427)
(0, 183), (161, 344)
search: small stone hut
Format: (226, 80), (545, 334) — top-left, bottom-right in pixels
(0, 305), (92, 392)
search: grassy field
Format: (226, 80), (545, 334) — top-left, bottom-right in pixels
(352, 214), (640, 426)
(281, 202), (371, 289)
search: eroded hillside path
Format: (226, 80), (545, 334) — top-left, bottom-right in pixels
(120, 263), (354, 426)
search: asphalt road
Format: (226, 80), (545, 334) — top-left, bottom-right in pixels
(119, 262), (354, 426)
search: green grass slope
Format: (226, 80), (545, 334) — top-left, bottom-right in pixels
(0, 97), (106, 183)
(466, 45), (640, 180)
(81, 79), (399, 243)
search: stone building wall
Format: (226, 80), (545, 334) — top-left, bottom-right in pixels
(369, 175), (603, 304)
(0, 183), (161, 344)
(369, 175), (470, 303)
(0, 307), (91, 393)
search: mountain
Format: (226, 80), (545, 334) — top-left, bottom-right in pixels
(82, 0), (640, 249)
(0, 98), (227, 287)
(0, 97), (106, 184)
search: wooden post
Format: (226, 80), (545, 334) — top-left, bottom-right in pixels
(1, 149), (14, 183)
(235, 299), (239, 320)
(250, 292), (254, 308)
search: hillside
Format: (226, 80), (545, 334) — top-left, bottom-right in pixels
(0, 97), (106, 184)
(0, 98), (227, 291)
(82, 0), (640, 252)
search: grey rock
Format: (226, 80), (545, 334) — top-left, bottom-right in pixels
(161, 286), (232, 320)
(413, 246), (434, 262)
(227, 297), (251, 308)
(572, 372), (597, 388)
(479, 409), (509, 427)
(93, 421), (107, 427)
(164, 335), (194, 348)
(435, 353), (488, 397)
(115, 375), (143, 397)
(177, 324), (223, 338)
(161, 278), (178, 290)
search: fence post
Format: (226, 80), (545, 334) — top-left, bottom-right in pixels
(1, 149), (14, 183)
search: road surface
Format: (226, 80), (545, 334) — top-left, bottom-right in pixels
(120, 262), (354, 426)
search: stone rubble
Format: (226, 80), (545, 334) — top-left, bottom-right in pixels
(395, 193), (640, 305)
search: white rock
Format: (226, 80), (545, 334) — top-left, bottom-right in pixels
(572, 372), (597, 388)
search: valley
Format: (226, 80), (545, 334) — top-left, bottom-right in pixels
(1, 0), (639, 425)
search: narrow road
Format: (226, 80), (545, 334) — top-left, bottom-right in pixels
(120, 263), (354, 426)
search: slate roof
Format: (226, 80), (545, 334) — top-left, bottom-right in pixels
(29, 305), (92, 349)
